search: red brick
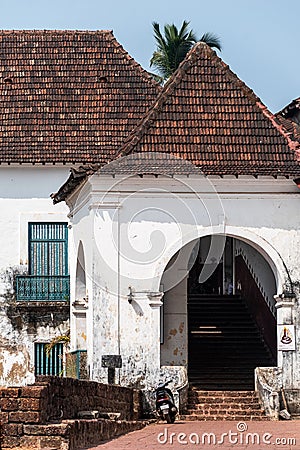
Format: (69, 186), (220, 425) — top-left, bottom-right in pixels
(9, 411), (41, 423)
(24, 423), (70, 437)
(0, 387), (20, 398)
(2, 423), (23, 436)
(19, 435), (40, 449)
(20, 385), (47, 398)
(0, 397), (19, 411)
(19, 397), (41, 411)
(1, 435), (21, 448)
(0, 411), (9, 423)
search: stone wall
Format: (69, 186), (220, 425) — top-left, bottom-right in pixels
(0, 376), (143, 448)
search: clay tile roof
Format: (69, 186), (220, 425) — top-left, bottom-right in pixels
(116, 42), (300, 177)
(275, 98), (300, 144)
(51, 152), (203, 204)
(0, 30), (160, 164)
(52, 42), (300, 204)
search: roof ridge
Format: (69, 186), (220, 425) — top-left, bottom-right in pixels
(0, 29), (113, 34)
(108, 34), (161, 88)
(114, 41), (300, 161)
(115, 42), (200, 158)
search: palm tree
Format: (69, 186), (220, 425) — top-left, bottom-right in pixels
(150, 21), (221, 80)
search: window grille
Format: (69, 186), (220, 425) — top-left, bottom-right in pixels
(16, 223), (70, 301)
(34, 343), (64, 376)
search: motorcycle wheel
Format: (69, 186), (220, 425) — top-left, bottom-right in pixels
(165, 413), (172, 424)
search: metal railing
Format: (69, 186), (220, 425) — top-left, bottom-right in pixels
(16, 275), (70, 301)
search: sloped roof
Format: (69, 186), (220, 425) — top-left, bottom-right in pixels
(116, 42), (300, 176)
(275, 97), (300, 143)
(52, 42), (300, 204)
(0, 30), (160, 164)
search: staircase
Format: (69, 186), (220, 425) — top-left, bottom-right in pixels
(188, 294), (275, 390)
(181, 388), (270, 420)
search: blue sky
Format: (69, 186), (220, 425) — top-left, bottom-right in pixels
(1, 0), (299, 112)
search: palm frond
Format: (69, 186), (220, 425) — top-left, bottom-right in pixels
(45, 330), (70, 357)
(150, 21), (222, 80)
(200, 32), (222, 51)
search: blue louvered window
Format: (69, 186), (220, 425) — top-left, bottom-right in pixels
(29, 223), (68, 276)
(16, 223), (70, 301)
(35, 343), (64, 376)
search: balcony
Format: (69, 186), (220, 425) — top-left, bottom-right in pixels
(16, 275), (70, 302)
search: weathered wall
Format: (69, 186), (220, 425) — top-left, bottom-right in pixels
(0, 166), (71, 386)
(68, 174), (300, 391)
(161, 276), (188, 367)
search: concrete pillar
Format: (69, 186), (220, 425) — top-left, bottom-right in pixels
(147, 291), (164, 383)
(275, 295), (297, 389)
(72, 298), (88, 350)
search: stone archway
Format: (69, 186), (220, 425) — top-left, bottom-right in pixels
(158, 230), (286, 390)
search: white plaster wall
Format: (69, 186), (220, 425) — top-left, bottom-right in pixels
(69, 174), (300, 389)
(0, 167), (70, 269)
(0, 166), (71, 386)
(160, 276), (188, 366)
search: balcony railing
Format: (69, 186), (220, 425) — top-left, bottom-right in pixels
(16, 275), (70, 301)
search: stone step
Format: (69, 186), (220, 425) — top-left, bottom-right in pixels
(186, 408), (264, 416)
(189, 389), (258, 396)
(183, 388), (268, 421)
(188, 380), (255, 389)
(180, 414), (270, 421)
(188, 294), (275, 390)
(188, 397), (260, 408)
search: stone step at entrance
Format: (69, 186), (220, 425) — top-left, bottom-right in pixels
(188, 295), (275, 390)
(180, 388), (270, 421)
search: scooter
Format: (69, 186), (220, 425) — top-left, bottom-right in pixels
(155, 380), (177, 423)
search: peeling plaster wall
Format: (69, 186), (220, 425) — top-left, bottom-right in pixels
(0, 265), (70, 386)
(0, 166), (70, 386)
(160, 276), (187, 367)
(69, 175), (300, 391)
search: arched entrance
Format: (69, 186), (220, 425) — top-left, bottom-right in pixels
(160, 234), (278, 390)
(72, 241), (88, 351)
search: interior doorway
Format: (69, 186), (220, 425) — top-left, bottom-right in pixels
(188, 236), (235, 296)
(187, 235), (277, 390)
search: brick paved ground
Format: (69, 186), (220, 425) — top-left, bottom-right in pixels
(81, 420), (299, 450)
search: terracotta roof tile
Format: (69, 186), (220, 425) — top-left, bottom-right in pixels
(52, 42), (300, 204)
(0, 30), (160, 164)
(116, 42), (300, 177)
(275, 98), (300, 144)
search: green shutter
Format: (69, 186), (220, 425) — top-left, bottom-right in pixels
(29, 223), (68, 276)
(34, 343), (64, 376)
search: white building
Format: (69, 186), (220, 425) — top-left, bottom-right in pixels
(0, 30), (159, 386)
(1, 30), (299, 418)
(54, 43), (300, 415)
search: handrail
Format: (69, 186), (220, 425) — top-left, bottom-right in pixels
(16, 275), (70, 301)
(236, 248), (276, 316)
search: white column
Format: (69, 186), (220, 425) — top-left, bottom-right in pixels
(148, 292), (164, 384)
(275, 294), (297, 389)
